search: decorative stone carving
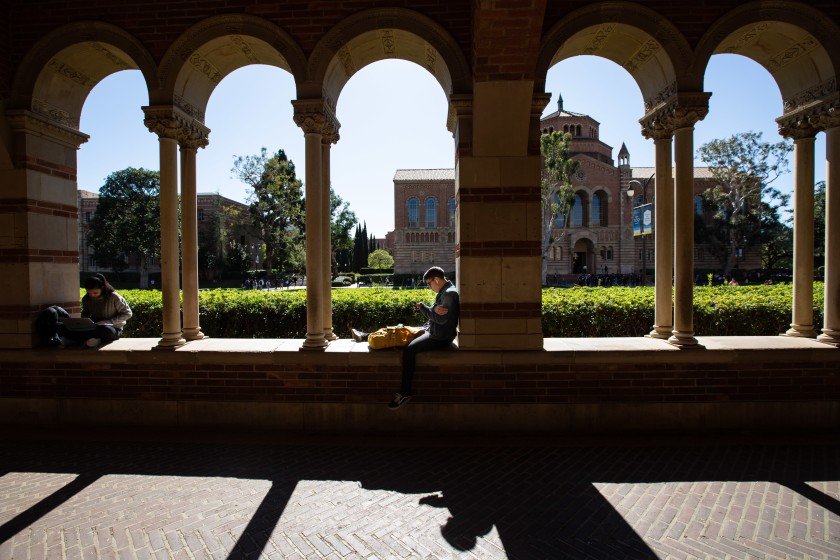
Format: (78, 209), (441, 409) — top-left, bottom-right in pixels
(89, 42), (131, 70)
(644, 81), (677, 113)
(783, 77), (837, 113)
(292, 99), (339, 138)
(623, 39), (661, 73)
(337, 46), (356, 78)
(230, 35), (260, 64)
(143, 105), (209, 148)
(810, 104), (840, 131)
(424, 45), (437, 74)
(640, 92), (711, 139)
(721, 22), (772, 53)
(777, 112), (818, 140)
(380, 30), (395, 55)
(188, 51), (223, 85)
(582, 25), (614, 55)
(173, 93), (206, 122)
(5, 109), (89, 148)
(31, 98), (77, 128)
(48, 58), (91, 86)
(768, 35), (818, 73)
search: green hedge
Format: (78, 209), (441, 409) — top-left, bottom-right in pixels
(97, 283), (824, 339)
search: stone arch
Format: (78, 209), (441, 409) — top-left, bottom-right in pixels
(694, 2), (840, 114)
(10, 21), (157, 130)
(156, 14), (308, 122)
(536, 2), (693, 113)
(305, 7), (471, 108)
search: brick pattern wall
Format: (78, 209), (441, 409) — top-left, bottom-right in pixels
(6, 1), (472, 72)
(1, 359), (837, 404)
(472, 0), (547, 81)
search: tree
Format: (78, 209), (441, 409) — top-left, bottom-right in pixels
(815, 180), (826, 269)
(697, 131), (792, 275)
(87, 167), (160, 288)
(540, 131), (579, 283)
(368, 248), (394, 269)
(231, 148), (305, 274)
(352, 222), (370, 272)
(331, 189), (357, 274)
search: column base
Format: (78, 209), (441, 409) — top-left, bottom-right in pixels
(301, 336), (329, 351)
(783, 325), (817, 338)
(668, 332), (703, 348)
(816, 329), (840, 347)
(182, 328), (206, 341)
(646, 327), (672, 340)
(156, 334), (187, 349)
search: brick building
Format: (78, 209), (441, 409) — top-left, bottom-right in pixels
(78, 190), (252, 280)
(390, 99), (761, 279)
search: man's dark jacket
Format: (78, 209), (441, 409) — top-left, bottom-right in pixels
(418, 281), (459, 342)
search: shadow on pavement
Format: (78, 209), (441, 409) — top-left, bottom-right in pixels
(0, 438), (838, 559)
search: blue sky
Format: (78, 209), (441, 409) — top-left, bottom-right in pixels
(78, 54), (825, 237)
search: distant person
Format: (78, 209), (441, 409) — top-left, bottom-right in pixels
(351, 266), (459, 410)
(728, 277), (740, 286)
(58, 273), (132, 347)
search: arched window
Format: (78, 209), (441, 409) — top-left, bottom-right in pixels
(425, 197), (437, 228)
(576, 125), (582, 136)
(591, 191), (607, 227)
(407, 197), (419, 228)
(571, 194), (585, 227)
(552, 192), (567, 228)
(448, 197), (456, 226)
(694, 195), (704, 216)
(607, 246), (613, 260)
(563, 125), (568, 133)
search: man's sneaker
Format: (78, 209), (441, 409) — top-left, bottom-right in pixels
(85, 337), (101, 348)
(351, 328), (368, 342)
(388, 393), (412, 410)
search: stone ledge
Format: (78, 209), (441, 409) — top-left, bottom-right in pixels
(0, 336), (836, 366)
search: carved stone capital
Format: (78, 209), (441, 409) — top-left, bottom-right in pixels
(142, 105), (209, 148)
(810, 104), (840, 131)
(777, 113), (818, 140)
(531, 92), (552, 117)
(639, 91), (711, 138)
(447, 93), (473, 135)
(292, 98), (338, 136)
(5, 109), (89, 148)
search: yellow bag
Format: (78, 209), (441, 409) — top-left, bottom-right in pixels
(367, 325), (424, 350)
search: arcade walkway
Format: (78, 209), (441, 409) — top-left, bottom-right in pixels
(1, 433), (838, 559)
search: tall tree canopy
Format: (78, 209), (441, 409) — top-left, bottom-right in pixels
(87, 167), (160, 288)
(540, 130), (579, 283)
(231, 148), (305, 273)
(697, 131), (792, 275)
(331, 189), (358, 274)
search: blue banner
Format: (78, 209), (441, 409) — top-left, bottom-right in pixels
(632, 203), (654, 236)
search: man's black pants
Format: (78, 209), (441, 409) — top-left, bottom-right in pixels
(400, 332), (453, 395)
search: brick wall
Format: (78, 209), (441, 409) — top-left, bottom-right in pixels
(1, 354), (837, 405)
(6, 1), (472, 74)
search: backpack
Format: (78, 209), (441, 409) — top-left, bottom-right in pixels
(33, 305), (70, 347)
(367, 325), (424, 350)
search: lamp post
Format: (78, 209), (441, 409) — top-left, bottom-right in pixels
(628, 173), (655, 285)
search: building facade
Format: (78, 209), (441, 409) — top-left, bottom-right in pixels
(78, 190), (252, 279)
(389, 101), (761, 279)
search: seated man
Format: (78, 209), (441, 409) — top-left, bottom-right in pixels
(352, 266), (459, 409)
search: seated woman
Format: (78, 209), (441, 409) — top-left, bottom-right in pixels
(59, 273), (133, 347)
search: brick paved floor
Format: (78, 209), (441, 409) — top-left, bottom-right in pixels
(0, 435), (838, 559)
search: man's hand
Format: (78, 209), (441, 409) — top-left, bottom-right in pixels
(433, 306), (449, 316)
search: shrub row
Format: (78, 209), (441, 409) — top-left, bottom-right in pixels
(104, 284), (825, 339)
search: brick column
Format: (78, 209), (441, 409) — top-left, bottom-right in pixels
(293, 100), (332, 350)
(0, 110), (88, 348)
(779, 116), (818, 338)
(179, 120), (209, 341)
(814, 110), (840, 346)
(143, 106), (187, 348)
(641, 118), (675, 340)
(321, 122), (339, 341)
(453, 88), (545, 350)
